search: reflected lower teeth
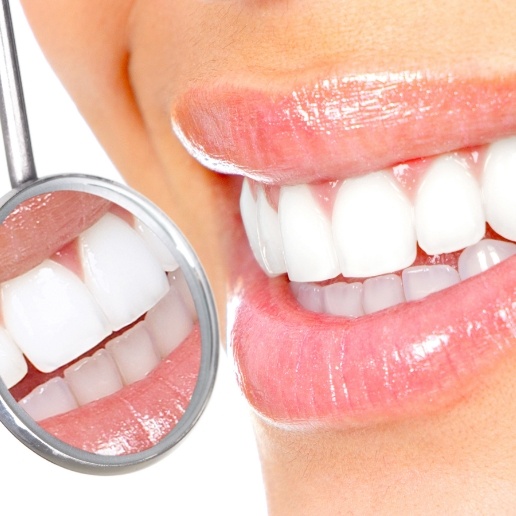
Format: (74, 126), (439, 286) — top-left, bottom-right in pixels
(0, 212), (196, 421)
(240, 136), (516, 315)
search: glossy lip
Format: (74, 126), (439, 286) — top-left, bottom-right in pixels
(173, 70), (516, 427)
(173, 71), (516, 185)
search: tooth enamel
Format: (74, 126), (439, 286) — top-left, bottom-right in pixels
(458, 238), (516, 280)
(105, 321), (161, 384)
(323, 282), (364, 317)
(18, 377), (79, 422)
(64, 348), (124, 406)
(145, 283), (194, 357)
(402, 264), (460, 301)
(168, 270), (197, 321)
(482, 137), (516, 241)
(1, 259), (111, 373)
(135, 220), (179, 272)
(279, 184), (339, 282)
(332, 171), (416, 278)
(256, 187), (287, 275)
(0, 327), (27, 388)
(79, 213), (169, 331)
(362, 274), (405, 314)
(290, 282), (324, 313)
(240, 179), (268, 271)
(415, 155), (485, 254)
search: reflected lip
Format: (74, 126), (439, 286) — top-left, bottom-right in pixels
(173, 71), (516, 185)
(173, 70), (516, 426)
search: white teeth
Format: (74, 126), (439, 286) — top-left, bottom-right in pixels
(135, 220), (179, 272)
(168, 269), (197, 321)
(333, 171), (416, 277)
(323, 282), (364, 317)
(415, 155), (485, 254)
(256, 187), (287, 275)
(64, 348), (123, 406)
(482, 137), (516, 241)
(1, 260), (111, 373)
(19, 377), (79, 422)
(79, 213), (169, 331)
(144, 283), (194, 357)
(362, 274), (405, 314)
(458, 238), (516, 280)
(0, 327), (27, 388)
(402, 265), (460, 302)
(290, 283), (324, 313)
(105, 321), (161, 384)
(279, 184), (339, 282)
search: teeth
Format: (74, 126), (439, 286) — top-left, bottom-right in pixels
(332, 171), (416, 277)
(64, 349), (124, 406)
(402, 265), (460, 302)
(1, 260), (111, 373)
(0, 327), (27, 388)
(482, 137), (516, 241)
(79, 213), (169, 330)
(290, 283), (324, 313)
(256, 187), (287, 275)
(415, 155), (485, 254)
(323, 282), (364, 317)
(18, 377), (79, 422)
(168, 269), (197, 321)
(135, 220), (179, 272)
(279, 184), (339, 282)
(458, 238), (516, 280)
(105, 321), (161, 385)
(362, 274), (405, 314)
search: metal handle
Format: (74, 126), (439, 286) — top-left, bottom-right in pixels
(0, 0), (36, 187)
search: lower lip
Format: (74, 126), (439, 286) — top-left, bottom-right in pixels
(38, 327), (200, 454)
(228, 228), (516, 427)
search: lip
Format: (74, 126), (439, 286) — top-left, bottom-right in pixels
(173, 71), (516, 185)
(173, 70), (516, 427)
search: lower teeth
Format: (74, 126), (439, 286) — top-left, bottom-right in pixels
(290, 238), (516, 317)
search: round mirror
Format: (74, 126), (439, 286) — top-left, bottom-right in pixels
(0, 175), (218, 472)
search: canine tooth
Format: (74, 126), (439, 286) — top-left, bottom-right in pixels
(1, 260), (111, 373)
(145, 284), (194, 357)
(240, 179), (267, 271)
(79, 213), (169, 331)
(64, 349), (123, 406)
(458, 238), (516, 280)
(402, 265), (460, 301)
(323, 282), (364, 317)
(482, 137), (516, 241)
(106, 321), (161, 384)
(362, 274), (405, 314)
(332, 171), (416, 278)
(279, 184), (339, 282)
(0, 328), (27, 388)
(257, 187), (287, 275)
(135, 220), (179, 272)
(18, 377), (78, 422)
(168, 270), (197, 321)
(290, 282), (324, 313)
(415, 155), (485, 254)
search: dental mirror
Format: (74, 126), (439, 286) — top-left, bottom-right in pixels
(0, 0), (218, 473)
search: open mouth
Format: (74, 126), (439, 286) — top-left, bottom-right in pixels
(172, 72), (516, 428)
(0, 192), (199, 454)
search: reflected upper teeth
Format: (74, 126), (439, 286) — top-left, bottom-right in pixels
(240, 136), (516, 314)
(0, 212), (196, 422)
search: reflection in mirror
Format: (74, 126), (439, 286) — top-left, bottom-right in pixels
(0, 191), (200, 456)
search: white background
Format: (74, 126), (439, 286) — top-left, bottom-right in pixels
(0, 2), (266, 514)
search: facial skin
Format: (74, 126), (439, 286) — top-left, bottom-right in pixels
(21, 1), (516, 513)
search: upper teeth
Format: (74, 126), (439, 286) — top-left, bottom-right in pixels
(240, 136), (516, 283)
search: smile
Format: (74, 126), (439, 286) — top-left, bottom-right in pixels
(0, 197), (198, 453)
(173, 70), (516, 428)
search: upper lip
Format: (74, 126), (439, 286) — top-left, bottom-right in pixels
(172, 70), (516, 185)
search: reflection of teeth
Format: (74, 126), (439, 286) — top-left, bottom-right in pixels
(2, 260), (111, 373)
(0, 327), (27, 388)
(80, 213), (169, 330)
(168, 270), (198, 321)
(135, 220), (179, 272)
(415, 155), (485, 255)
(333, 171), (416, 277)
(279, 184), (339, 282)
(402, 265), (460, 302)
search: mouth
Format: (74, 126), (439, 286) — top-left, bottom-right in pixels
(172, 70), (516, 428)
(0, 192), (199, 454)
